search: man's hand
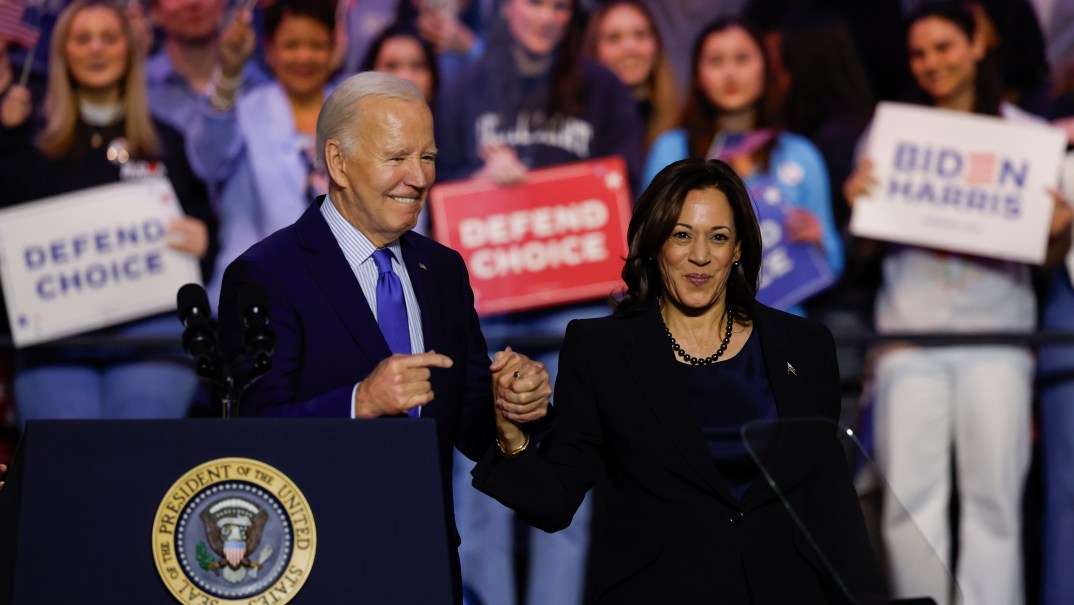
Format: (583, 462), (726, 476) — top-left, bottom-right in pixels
(489, 347), (551, 449)
(354, 351), (454, 418)
(0, 463), (7, 491)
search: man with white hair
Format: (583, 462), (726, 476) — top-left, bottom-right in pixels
(217, 72), (551, 603)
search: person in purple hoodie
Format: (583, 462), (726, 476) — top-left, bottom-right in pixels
(435, 0), (643, 189)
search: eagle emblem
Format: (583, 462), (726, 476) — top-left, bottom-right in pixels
(198, 498), (274, 584)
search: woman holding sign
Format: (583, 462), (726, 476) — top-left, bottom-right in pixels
(642, 18), (843, 317)
(0, 0), (214, 424)
(843, 2), (1073, 604)
(473, 158), (884, 603)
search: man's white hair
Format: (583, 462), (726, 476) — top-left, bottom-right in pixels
(315, 71), (426, 169)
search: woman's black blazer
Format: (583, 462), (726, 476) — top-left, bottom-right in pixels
(472, 301), (885, 604)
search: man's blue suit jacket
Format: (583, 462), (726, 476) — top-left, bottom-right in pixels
(218, 198), (497, 539)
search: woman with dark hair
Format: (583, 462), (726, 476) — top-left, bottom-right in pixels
(0, 0), (214, 423)
(779, 13), (874, 232)
(362, 24), (439, 104)
(582, 0), (679, 152)
(474, 158), (883, 604)
(776, 13), (882, 384)
(843, 2), (1073, 603)
(643, 18), (842, 316)
(185, 0), (338, 306)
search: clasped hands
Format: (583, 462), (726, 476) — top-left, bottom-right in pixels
(352, 348), (551, 430)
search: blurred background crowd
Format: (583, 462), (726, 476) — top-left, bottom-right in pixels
(2, 0), (1074, 603)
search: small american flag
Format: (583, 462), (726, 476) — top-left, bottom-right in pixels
(0, 2), (40, 49)
(964, 152), (996, 187)
(711, 129), (775, 162)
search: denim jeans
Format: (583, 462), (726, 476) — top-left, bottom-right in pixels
(14, 314), (197, 426)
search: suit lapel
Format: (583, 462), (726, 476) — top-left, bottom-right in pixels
(624, 305), (739, 506)
(400, 233), (440, 354)
(754, 306), (804, 419)
(297, 199), (392, 362)
(738, 305), (823, 508)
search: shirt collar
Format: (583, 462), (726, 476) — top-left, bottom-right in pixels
(144, 52), (186, 87)
(320, 194), (403, 269)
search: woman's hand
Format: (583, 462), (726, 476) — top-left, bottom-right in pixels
(165, 216), (209, 258)
(784, 207), (823, 245)
(1, 85), (31, 129)
(0, 463), (7, 491)
(489, 347), (551, 451)
(843, 158), (877, 207)
(474, 145), (528, 186)
(124, 2), (155, 58)
(329, 6), (349, 74)
(1042, 188), (1074, 268)
(1048, 188), (1074, 237)
(219, 10), (256, 79)
(417, 9), (475, 55)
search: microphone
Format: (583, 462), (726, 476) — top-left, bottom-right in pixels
(239, 284), (275, 375)
(177, 283), (218, 379)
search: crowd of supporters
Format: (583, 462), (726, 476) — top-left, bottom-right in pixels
(3, 0), (1074, 604)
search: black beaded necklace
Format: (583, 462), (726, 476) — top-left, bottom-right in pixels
(660, 301), (734, 366)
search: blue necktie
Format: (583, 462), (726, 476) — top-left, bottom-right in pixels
(372, 249), (418, 418)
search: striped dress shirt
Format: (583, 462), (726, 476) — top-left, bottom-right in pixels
(320, 197), (426, 415)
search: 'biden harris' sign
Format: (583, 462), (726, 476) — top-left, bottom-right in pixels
(0, 178), (201, 347)
(849, 102), (1066, 264)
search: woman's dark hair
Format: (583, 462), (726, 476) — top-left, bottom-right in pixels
(264, 0), (336, 42)
(485, 0), (588, 118)
(779, 13), (874, 136)
(904, 0), (1003, 116)
(614, 159), (762, 321)
(975, 0), (1051, 111)
(361, 24), (441, 105)
(680, 18), (783, 168)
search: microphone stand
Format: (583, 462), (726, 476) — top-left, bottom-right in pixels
(178, 284), (275, 419)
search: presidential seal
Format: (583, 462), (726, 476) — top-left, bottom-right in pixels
(152, 458), (316, 605)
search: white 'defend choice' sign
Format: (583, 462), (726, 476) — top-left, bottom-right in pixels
(0, 178), (201, 347)
(849, 102), (1066, 264)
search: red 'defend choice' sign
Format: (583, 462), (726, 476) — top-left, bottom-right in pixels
(430, 156), (632, 315)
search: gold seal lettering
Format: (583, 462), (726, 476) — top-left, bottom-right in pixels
(152, 458), (316, 605)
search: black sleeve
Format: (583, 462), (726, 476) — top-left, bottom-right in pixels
(471, 319), (603, 532)
(0, 119), (48, 207)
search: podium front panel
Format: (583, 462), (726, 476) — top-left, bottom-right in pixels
(0, 418), (453, 605)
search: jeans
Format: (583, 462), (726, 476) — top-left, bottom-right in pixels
(1039, 268), (1074, 605)
(15, 314), (198, 426)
